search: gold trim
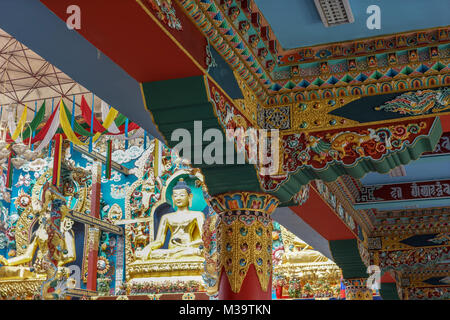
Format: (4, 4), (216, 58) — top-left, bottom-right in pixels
(281, 112), (441, 136)
(173, 0), (270, 99)
(266, 72), (450, 106)
(139, 65), (258, 142)
(0, 279), (44, 298)
(328, 179), (374, 234)
(280, 25), (450, 54)
(280, 40), (450, 68)
(210, 0), (272, 88)
(137, 0), (450, 116)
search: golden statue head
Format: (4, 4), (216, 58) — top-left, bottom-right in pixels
(172, 179), (193, 209)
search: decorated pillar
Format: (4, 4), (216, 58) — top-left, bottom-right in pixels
(209, 192), (279, 300)
(86, 161), (102, 291)
(343, 278), (373, 300)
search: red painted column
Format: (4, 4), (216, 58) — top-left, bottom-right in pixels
(209, 192), (279, 300)
(219, 265), (272, 300)
(5, 150), (13, 188)
(86, 161), (102, 291)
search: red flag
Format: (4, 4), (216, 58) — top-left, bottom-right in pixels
(52, 134), (63, 188)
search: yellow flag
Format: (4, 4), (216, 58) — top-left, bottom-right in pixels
(11, 105), (28, 141)
(92, 106), (119, 142)
(59, 100), (89, 146)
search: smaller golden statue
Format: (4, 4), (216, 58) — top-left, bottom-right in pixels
(134, 179), (204, 261)
(281, 238), (331, 264)
(274, 225), (342, 299)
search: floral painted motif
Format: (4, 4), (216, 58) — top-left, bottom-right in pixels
(145, 0), (182, 30)
(282, 118), (431, 172)
(375, 88), (450, 115)
(201, 197), (219, 296)
(207, 78), (254, 142)
(271, 221), (285, 266)
(209, 192), (279, 217)
(379, 246), (450, 272)
(314, 180), (357, 233)
(292, 185), (309, 206)
(407, 287), (450, 300)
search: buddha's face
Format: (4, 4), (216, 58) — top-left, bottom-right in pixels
(172, 189), (191, 209)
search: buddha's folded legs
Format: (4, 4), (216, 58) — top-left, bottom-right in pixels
(149, 246), (202, 259)
(0, 266), (45, 280)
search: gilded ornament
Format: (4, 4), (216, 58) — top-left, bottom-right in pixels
(0, 183), (76, 300)
(211, 192), (279, 293)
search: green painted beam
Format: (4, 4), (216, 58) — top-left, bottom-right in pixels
(141, 76), (262, 196)
(271, 117), (443, 203)
(142, 75), (443, 204)
(380, 283), (400, 300)
(329, 239), (368, 279)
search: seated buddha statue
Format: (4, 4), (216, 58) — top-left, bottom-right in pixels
(134, 179), (205, 262)
(0, 184), (76, 282)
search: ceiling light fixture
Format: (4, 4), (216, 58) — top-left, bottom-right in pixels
(313, 0), (355, 27)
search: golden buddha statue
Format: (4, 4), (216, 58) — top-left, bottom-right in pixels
(0, 183), (76, 298)
(280, 226), (330, 264)
(274, 225), (342, 299)
(134, 179), (204, 262)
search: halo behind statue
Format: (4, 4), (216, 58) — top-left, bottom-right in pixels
(164, 172), (207, 212)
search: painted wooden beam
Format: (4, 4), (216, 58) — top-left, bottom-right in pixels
(39, 0), (207, 82)
(67, 210), (123, 235)
(66, 288), (98, 298)
(289, 187), (355, 241)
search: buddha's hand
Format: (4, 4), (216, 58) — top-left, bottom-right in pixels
(134, 249), (144, 260)
(0, 255), (8, 266)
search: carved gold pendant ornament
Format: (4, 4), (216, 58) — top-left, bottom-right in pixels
(210, 192), (279, 293)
